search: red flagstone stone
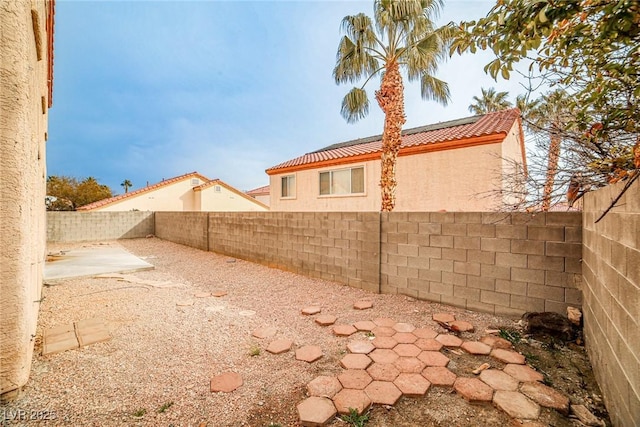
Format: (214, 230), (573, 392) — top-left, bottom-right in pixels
(413, 327), (438, 339)
(369, 349), (399, 364)
(491, 348), (526, 364)
(315, 315), (337, 326)
(212, 290), (228, 297)
(572, 404), (602, 426)
(422, 367), (457, 386)
(435, 334), (463, 347)
(296, 345), (323, 363)
(433, 313), (456, 323)
(347, 340), (375, 355)
(297, 396), (336, 427)
(418, 351), (450, 367)
(520, 382), (570, 415)
(415, 338), (443, 351)
(367, 363), (400, 381)
(450, 320), (474, 332)
(454, 377), (493, 402)
(210, 372), (243, 393)
(393, 322), (416, 333)
(372, 336), (398, 349)
(394, 357), (426, 374)
(393, 332), (418, 344)
(479, 369), (519, 391)
(373, 317), (396, 327)
(176, 300), (194, 307)
(393, 344), (421, 358)
(481, 335), (513, 349)
(333, 389), (371, 415)
(252, 326), (277, 339)
(337, 369), (373, 390)
(301, 306), (322, 315)
(353, 300), (373, 310)
(340, 354), (372, 370)
(493, 391), (540, 420)
(333, 324), (357, 337)
(461, 341), (492, 355)
(504, 364), (544, 383)
(353, 320), (376, 331)
(372, 326), (396, 337)
(266, 339), (293, 354)
(365, 381), (402, 405)
(307, 376), (343, 398)
(394, 373), (431, 396)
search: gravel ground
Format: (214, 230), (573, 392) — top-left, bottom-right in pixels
(3, 238), (526, 426)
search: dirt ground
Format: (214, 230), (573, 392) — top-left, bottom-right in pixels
(1, 238), (610, 426)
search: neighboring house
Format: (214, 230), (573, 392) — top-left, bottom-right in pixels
(245, 185), (270, 207)
(266, 109), (526, 211)
(1, 0), (55, 397)
(77, 172), (268, 212)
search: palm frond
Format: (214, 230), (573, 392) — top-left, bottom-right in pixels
(341, 87), (370, 123)
(334, 15), (380, 84)
(420, 74), (450, 105)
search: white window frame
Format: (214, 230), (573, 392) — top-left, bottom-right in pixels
(281, 174), (296, 199)
(318, 165), (365, 197)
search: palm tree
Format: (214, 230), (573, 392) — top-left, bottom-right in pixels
(121, 179), (132, 194)
(468, 87), (512, 115)
(334, 0), (455, 212)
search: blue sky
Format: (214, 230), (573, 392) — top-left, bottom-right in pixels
(48, 0), (531, 194)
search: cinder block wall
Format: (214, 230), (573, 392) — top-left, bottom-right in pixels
(47, 212), (154, 243)
(155, 212), (208, 251)
(381, 212), (582, 316)
(207, 212), (380, 293)
(582, 179), (640, 426)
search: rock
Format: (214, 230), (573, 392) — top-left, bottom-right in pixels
(572, 404), (602, 426)
(522, 312), (576, 342)
(567, 306), (582, 326)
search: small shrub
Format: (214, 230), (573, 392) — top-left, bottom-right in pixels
(499, 328), (521, 345)
(249, 346), (261, 357)
(340, 407), (370, 427)
(132, 408), (146, 417)
(157, 401), (174, 413)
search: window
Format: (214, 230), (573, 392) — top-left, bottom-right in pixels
(214, 185), (221, 192)
(281, 175), (295, 198)
(319, 166), (364, 195)
(191, 178), (200, 186)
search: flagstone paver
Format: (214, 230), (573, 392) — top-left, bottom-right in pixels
(367, 363), (400, 382)
(333, 389), (371, 415)
(393, 332), (418, 344)
(43, 323), (79, 355)
(503, 364), (544, 383)
(371, 326), (396, 337)
(435, 334), (463, 347)
(461, 341), (492, 355)
(393, 322), (416, 333)
(333, 324), (357, 337)
(296, 345), (323, 363)
(365, 381), (403, 405)
(393, 343), (421, 358)
(373, 317), (396, 327)
(301, 306), (322, 315)
(479, 369), (519, 391)
(454, 377), (494, 402)
(369, 349), (399, 364)
(481, 335), (513, 349)
(372, 336), (398, 349)
(415, 338), (443, 351)
(252, 326), (277, 339)
(353, 300), (373, 310)
(266, 339), (293, 354)
(493, 391), (541, 420)
(520, 382), (570, 414)
(337, 369), (373, 390)
(211, 290), (228, 297)
(176, 300), (194, 307)
(413, 327), (438, 339)
(394, 357), (426, 374)
(307, 376), (343, 398)
(432, 313), (455, 323)
(422, 366), (457, 386)
(353, 320), (376, 331)
(297, 396), (337, 427)
(75, 318), (111, 347)
(418, 351), (450, 367)
(347, 340), (375, 354)
(210, 372), (242, 393)
(450, 320), (474, 332)
(491, 348), (526, 364)
(315, 315), (337, 326)
(340, 354), (372, 370)
(394, 373), (431, 396)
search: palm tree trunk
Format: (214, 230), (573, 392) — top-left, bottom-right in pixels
(541, 129), (561, 211)
(376, 60), (406, 212)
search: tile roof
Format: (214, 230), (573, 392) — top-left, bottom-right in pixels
(266, 108), (521, 174)
(77, 172), (209, 211)
(245, 185), (270, 196)
(193, 179), (270, 210)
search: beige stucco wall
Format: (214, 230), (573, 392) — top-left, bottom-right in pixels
(197, 185), (267, 211)
(269, 122), (523, 212)
(95, 178), (203, 211)
(252, 194), (270, 206)
(0, 0), (50, 396)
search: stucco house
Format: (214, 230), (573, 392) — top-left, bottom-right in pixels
(77, 172), (268, 212)
(266, 108), (526, 211)
(1, 0), (55, 397)
(245, 184), (270, 207)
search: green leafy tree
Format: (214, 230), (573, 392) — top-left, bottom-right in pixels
(334, 0), (456, 211)
(46, 175), (113, 210)
(468, 87), (512, 114)
(121, 179), (132, 194)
